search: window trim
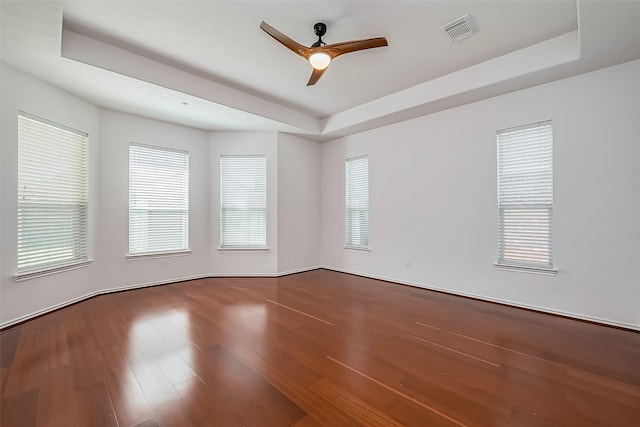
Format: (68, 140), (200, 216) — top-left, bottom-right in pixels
(217, 247), (269, 252)
(494, 263), (557, 276)
(126, 249), (192, 260)
(15, 260), (93, 282)
(343, 246), (371, 253)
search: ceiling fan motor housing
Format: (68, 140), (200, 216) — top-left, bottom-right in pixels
(312, 22), (327, 47)
(314, 22), (327, 37)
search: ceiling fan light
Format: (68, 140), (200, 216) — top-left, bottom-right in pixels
(309, 52), (331, 70)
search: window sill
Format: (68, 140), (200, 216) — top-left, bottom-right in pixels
(218, 247), (269, 252)
(344, 246), (371, 253)
(127, 249), (191, 260)
(494, 263), (557, 276)
(15, 259), (93, 282)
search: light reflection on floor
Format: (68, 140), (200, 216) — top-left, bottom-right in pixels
(123, 309), (195, 410)
(220, 302), (268, 349)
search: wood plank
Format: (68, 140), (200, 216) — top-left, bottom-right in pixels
(0, 389), (38, 427)
(0, 327), (22, 369)
(309, 377), (405, 427)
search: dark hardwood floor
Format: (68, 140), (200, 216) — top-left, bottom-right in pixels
(1, 269), (639, 426)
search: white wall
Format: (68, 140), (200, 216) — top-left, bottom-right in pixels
(277, 133), (321, 274)
(1, 64), (100, 324)
(209, 131), (279, 275)
(97, 109), (210, 291)
(321, 59), (640, 329)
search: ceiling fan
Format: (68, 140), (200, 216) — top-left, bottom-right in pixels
(260, 21), (388, 86)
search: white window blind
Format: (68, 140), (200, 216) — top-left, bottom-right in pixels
(497, 121), (553, 269)
(129, 144), (189, 255)
(345, 156), (369, 249)
(17, 113), (89, 276)
(220, 155), (267, 249)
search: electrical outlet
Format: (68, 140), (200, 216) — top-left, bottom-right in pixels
(293, 252), (297, 260)
(405, 259), (411, 268)
(162, 258), (168, 268)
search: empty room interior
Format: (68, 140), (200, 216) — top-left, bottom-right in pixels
(1, 0), (640, 426)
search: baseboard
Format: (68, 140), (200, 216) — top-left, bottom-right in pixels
(0, 290), (99, 329)
(0, 267), (322, 329)
(276, 265), (323, 277)
(0, 273), (209, 329)
(206, 272), (279, 277)
(206, 266), (321, 278)
(321, 266), (640, 332)
(99, 273), (211, 294)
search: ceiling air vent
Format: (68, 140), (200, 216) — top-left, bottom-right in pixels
(442, 14), (475, 42)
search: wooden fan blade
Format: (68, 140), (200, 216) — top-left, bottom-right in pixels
(325, 37), (388, 57)
(307, 67), (328, 86)
(260, 21), (309, 58)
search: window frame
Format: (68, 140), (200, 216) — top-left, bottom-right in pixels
(16, 112), (90, 280)
(496, 120), (556, 275)
(345, 155), (370, 251)
(219, 155), (268, 250)
(127, 143), (190, 258)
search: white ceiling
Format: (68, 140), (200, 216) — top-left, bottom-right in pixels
(2, 1), (640, 141)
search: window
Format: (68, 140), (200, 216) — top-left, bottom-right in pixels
(17, 113), (89, 277)
(345, 156), (369, 249)
(129, 144), (189, 255)
(220, 155), (267, 249)
(497, 121), (553, 271)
